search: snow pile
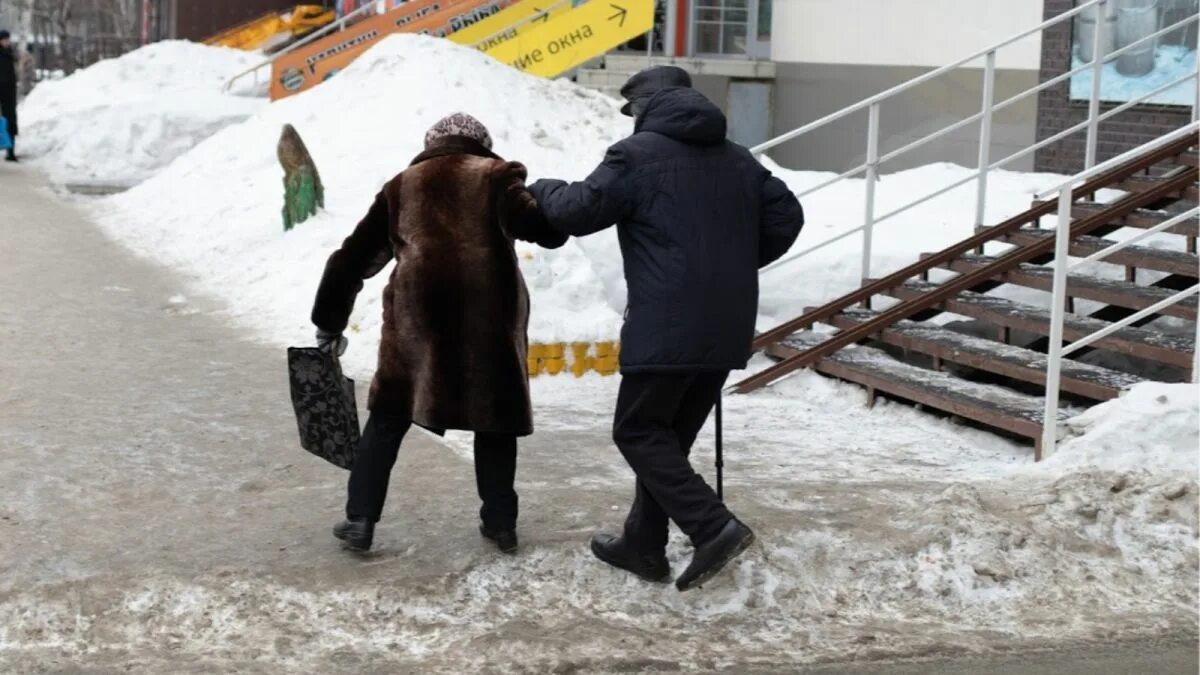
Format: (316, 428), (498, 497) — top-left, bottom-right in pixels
(93, 35), (1081, 367)
(1046, 382), (1199, 474)
(20, 41), (265, 186)
(98, 34), (629, 366)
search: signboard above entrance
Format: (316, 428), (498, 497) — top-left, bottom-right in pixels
(270, 0), (523, 99)
(484, 0), (654, 77)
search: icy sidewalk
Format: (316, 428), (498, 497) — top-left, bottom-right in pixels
(1, 168), (1196, 670)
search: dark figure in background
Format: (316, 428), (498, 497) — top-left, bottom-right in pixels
(311, 113), (567, 554)
(0, 30), (18, 162)
(529, 67), (804, 591)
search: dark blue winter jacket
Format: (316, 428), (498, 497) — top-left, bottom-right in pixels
(529, 87), (804, 373)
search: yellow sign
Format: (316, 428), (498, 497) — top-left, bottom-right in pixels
(484, 0), (654, 78)
(449, 0), (573, 52)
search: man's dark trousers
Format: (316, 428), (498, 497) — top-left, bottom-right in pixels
(346, 411), (519, 530)
(0, 83), (16, 154)
(614, 372), (734, 554)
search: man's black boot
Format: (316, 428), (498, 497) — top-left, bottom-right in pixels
(4, 149), (16, 162)
(333, 517), (374, 552)
(675, 519), (755, 591)
(480, 524), (519, 554)
(590, 533), (670, 582)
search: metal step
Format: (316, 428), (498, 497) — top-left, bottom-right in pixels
(930, 254), (1199, 320)
(734, 133), (1198, 408)
(1040, 202), (1200, 237)
(1119, 175), (1200, 202)
(979, 226), (1199, 277)
(824, 309), (1144, 401)
(769, 336), (1074, 459)
(880, 280), (1196, 368)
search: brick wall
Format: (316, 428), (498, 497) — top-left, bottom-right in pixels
(1035, 0), (1194, 174)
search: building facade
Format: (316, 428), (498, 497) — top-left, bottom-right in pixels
(632, 0), (1196, 173)
(1034, 0), (1197, 173)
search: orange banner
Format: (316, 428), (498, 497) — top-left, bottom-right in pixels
(270, 0), (523, 99)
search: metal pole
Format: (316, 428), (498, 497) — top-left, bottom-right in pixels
(1041, 187), (1075, 458)
(862, 103), (881, 284)
(646, 1), (654, 67)
(141, 0), (151, 45)
(714, 393), (724, 499)
(1193, 302), (1200, 384)
(1085, 0), (1107, 170)
(686, 0), (695, 57)
(975, 50), (997, 227)
(1193, 67), (1199, 123)
(665, 0), (677, 58)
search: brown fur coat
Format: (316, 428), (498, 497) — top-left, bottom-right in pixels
(312, 137), (567, 436)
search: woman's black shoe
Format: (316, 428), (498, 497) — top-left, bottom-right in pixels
(333, 517), (374, 552)
(590, 533), (670, 582)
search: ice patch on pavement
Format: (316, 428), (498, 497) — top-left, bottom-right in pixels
(2, 468), (1194, 670)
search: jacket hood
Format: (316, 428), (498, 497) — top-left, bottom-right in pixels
(635, 88), (727, 145)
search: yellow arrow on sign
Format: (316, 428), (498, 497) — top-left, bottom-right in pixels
(484, 0), (654, 78)
(449, 0), (574, 52)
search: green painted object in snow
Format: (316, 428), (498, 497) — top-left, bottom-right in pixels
(278, 124), (324, 231)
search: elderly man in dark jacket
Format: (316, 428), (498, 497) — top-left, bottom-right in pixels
(529, 67), (804, 591)
(0, 30), (17, 162)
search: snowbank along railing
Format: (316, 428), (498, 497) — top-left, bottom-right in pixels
(223, 1), (384, 93)
(1038, 121), (1200, 456)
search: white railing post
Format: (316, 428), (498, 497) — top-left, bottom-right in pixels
(1193, 69), (1199, 123)
(975, 50), (997, 227)
(862, 103), (881, 283)
(686, 0), (696, 57)
(1084, 0), (1108, 169)
(1194, 308), (1200, 384)
(1041, 187), (1075, 457)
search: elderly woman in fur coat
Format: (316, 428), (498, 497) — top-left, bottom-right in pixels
(311, 113), (566, 554)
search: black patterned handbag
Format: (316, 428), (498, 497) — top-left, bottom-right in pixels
(287, 347), (361, 469)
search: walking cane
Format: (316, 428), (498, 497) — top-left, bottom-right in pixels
(715, 392), (724, 499)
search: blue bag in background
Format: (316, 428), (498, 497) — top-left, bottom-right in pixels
(0, 118), (11, 151)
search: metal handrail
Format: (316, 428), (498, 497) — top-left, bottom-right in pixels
(748, 0), (1106, 157)
(754, 4), (1198, 286)
(994, 72), (1198, 172)
(877, 13), (1200, 168)
(223, 1), (385, 92)
(1070, 207), (1200, 271)
(1041, 123), (1200, 456)
(1036, 122), (1200, 199)
(1059, 287), (1199, 358)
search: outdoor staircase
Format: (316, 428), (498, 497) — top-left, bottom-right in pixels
(737, 133), (1199, 458)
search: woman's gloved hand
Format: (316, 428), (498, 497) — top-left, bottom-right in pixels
(316, 328), (348, 357)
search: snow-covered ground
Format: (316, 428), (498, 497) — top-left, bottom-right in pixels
(19, 41), (266, 186)
(7, 34), (1196, 664)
